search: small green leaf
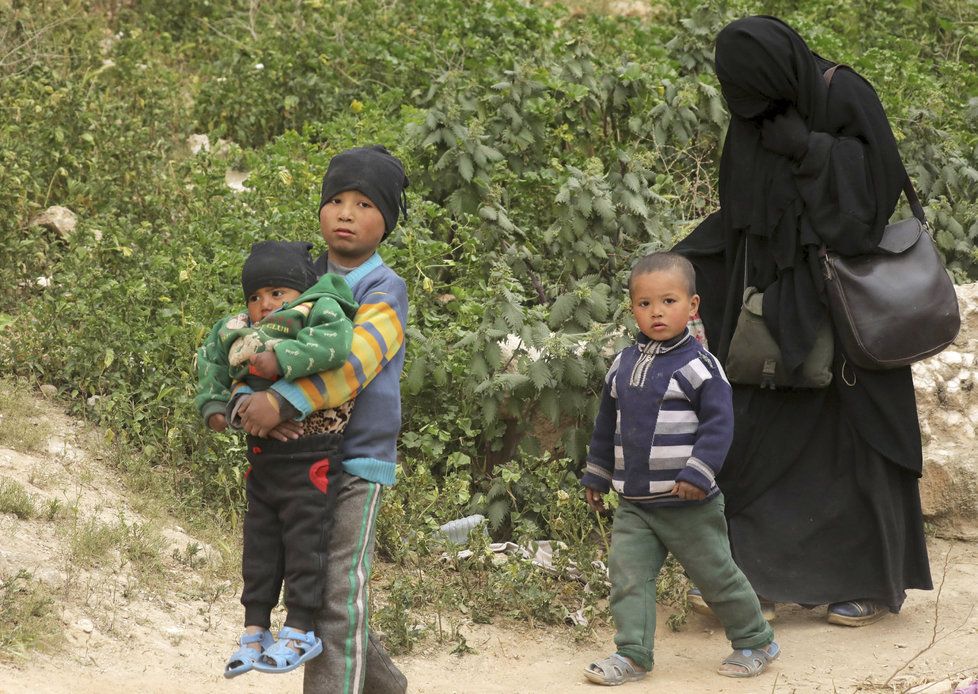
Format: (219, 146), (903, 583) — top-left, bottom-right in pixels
(528, 359), (551, 390)
(548, 293), (579, 328)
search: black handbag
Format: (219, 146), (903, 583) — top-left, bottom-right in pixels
(816, 63), (960, 371)
(819, 178), (960, 370)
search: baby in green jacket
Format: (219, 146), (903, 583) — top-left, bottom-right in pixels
(194, 239), (360, 678)
(195, 239), (358, 432)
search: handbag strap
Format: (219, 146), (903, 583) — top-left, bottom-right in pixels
(822, 64), (927, 225)
(743, 235), (749, 288)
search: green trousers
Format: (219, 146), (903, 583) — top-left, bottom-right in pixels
(609, 495), (774, 671)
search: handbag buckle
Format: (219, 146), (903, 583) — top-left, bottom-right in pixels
(760, 359), (778, 390)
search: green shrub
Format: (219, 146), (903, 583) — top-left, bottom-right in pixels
(0, 479), (36, 520)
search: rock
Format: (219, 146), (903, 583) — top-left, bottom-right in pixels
(162, 626), (184, 646)
(30, 206), (77, 239)
(225, 169), (250, 193)
(77, 618), (94, 634)
(187, 133), (231, 157)
(186, 134), (210, 155)
(607, 0), (653, 17)
(916, 282), (978, 537)
(39, 384), (58, 399)
(919, 448), (978, 538)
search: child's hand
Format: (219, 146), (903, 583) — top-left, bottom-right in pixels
(207, 413), (228, 432)
(248, 351), (280, 380)
(672, 480), (707, 501)
(585, 487), (606, 513)
(237, 392), (286, 438)
(267, 420), (305, 441)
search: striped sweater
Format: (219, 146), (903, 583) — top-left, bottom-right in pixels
(581, 329), (733, 507)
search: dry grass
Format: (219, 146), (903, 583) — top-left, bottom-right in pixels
(0, 380), (55, 453)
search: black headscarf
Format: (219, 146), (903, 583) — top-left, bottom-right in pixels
(241, 240), (317, 300)
(712, 16), (905, 371)
(319, 145), (410, 237)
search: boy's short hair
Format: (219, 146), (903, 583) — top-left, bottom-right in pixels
(629, 252), (697, 295)
(241, 240), (317, 299)
(318, 145), (410, 237)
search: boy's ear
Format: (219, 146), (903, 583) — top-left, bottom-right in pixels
(689, 293), (701, 316)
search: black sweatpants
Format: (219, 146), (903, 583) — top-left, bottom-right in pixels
(240, 432), (342, 632)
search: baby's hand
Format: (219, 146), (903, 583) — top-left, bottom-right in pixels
(207, 413), (228, 432)
(672, 480), (707, 501)
(248, 351), (280, 380)
(585, 487), (606, 513)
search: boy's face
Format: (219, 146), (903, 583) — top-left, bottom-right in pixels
(247, 286), (301, 324)
(629, 268), (700, 342)
(319, 189), (386, 267)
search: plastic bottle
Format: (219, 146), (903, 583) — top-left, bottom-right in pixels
(438, 514), (486, 545)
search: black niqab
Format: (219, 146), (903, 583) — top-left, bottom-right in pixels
(712, 16), (905, 372)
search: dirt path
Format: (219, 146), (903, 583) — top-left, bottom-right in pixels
(1, 535), (977, 694)
(396, 538), (978, 693)
(0, 401), (976, 693)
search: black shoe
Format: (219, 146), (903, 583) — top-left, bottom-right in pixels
(826, 599), (886, 627)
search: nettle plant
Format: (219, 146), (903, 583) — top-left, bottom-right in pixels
(394, 26), (735, 532)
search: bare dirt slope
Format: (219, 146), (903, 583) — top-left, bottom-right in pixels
(0, 398), (976, 694)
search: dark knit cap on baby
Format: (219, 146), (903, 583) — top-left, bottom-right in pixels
(241, 240), (318, 299)
(318, 145), (410, 237)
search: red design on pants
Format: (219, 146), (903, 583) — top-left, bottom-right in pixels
(309, 458), (330, 493)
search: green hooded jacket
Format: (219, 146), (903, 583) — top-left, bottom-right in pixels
(194, 273), (358, 422)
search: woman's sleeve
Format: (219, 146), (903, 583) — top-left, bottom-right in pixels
(793, 71), (903, 256)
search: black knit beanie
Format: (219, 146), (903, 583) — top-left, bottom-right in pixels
(241, 240), (317, 299)
(318, 145), (410, 237)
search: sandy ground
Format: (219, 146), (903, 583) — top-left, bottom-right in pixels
(0, 536), (976, 694)
(0, 403), (976, 694)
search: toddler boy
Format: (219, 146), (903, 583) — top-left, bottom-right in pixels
(581, 252), (780, 684)
(195, 239), (359, 677)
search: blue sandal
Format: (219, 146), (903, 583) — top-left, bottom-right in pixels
(224, 629), (275, 678)
(718, 641), (780, 678)
(253, 626), (323, 674)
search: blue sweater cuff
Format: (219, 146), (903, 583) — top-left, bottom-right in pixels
(676, 467), (713, 495)
(271, 380), (312, 420)
(343, 457), (397, 486)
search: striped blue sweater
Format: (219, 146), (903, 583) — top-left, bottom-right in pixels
(581, 329), (733, 507)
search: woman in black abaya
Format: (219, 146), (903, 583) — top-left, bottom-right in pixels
(676, 16), (932, 625)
